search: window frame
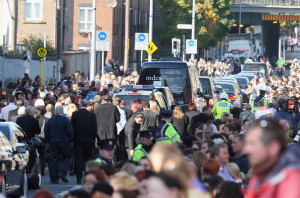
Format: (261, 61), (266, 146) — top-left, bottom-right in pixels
(78, 7), (93, 32)
(24, 0), (43, 21)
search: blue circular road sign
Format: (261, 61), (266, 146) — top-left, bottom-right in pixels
(138, 34), (146, 41)
(189, 40), (195, 46)
(98, 32), (107, 41)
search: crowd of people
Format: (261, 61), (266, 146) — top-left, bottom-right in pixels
(0, 57), (300, 198)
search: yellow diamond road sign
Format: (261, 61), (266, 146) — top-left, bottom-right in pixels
(146, 41), (158, 55)
(37, 47), (47, 58)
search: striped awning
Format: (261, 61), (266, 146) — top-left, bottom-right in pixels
(262, 14), (300, 21)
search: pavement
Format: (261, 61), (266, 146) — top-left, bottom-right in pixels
(28, 169), (80, 198)
(285, 47), (300, 63)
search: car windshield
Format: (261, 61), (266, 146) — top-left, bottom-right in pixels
(199, 78), (212, 95)
(117, 95), (149, 108)
(235, 78), (248, 85)
(244, 63), (267, 74)
(217, 83), (235, 93)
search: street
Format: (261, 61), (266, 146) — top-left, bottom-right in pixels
(28, 170), (79, 198)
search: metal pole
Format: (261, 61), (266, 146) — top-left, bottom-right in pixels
(102, 51), (105, 76)
(238, 0), (242, 34)
(148, 0), (153, 62)
(56, 0), (62, 82)
(41, 59), (44, 86)
(141, 50), (143, 66)
(191, 0), (195, 60)
(182, 35), (186, 61)
(1, 35), (5, 90)
(278, 39), (281, 59)
(124, 0), (130, 71)
(43, 34), (46, 86)
(90, 0), (96, 81)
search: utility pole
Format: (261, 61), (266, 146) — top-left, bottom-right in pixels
(148, 0), (153, 62)
(238, 0), (242, 34)
(124, 0), (130, 72)
(56, 0), (62, 82)
(1, 35), (5, 90)
(191, 0), (195, 60)
(90, 0), (96, 81)
(43, 34), (46, 86)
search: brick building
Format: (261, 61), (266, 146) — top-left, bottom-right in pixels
(0, 0), (150, 66)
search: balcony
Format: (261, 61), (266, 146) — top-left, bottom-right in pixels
(230, 0), (300, 7)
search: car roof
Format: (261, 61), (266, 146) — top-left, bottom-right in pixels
(115, 90), (154, 96)
(142, 61), (188, 69)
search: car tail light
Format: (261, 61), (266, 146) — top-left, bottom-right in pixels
(190, 98), (193, 103)
(229, 95), (237, 100)
(209, 98), (214, 106)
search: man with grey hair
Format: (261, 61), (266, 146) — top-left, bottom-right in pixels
(45, 106), (73, 184)
(16, 106), (40, 139)
(230, 100), (243, 119)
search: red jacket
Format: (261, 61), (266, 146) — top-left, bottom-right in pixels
(246, 145), (300, 198)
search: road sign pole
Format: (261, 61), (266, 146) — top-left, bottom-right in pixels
(102, 51), (105, 76)
(141, 51), (143, 66)
(191, 0), (195, 61)
(90, 0), (96, 81)
(148, 0), (153, 62)
(43, 34), (46, 86)
(41, 58), (44, 86)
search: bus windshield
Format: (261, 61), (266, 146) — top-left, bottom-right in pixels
(139, 67), (190, 105)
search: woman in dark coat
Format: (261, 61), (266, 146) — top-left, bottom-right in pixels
(170, 106), (188, 138)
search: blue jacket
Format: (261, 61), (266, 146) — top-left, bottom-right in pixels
(274, 111), (297, 132)
(45, 114), (74, 143)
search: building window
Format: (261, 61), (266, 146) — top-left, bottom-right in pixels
(138, 10), (141, 25)
(79, 7), (93, 32)
(25, 0), (43, 21)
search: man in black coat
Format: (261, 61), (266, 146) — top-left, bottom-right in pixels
(16, 106), (40, 174)
(95, 95), (120, 141)
(140, 102), (160, 130)
(71, 99), (97, 184)
(16, 106), (40, 139)
(124, 113), (144, 159)
(188, 105), (212, 135)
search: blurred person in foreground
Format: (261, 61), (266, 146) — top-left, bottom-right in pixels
(244, 117), (300, 198)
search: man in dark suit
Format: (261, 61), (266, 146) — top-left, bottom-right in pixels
(71, 99), (97, 184)
(120, 100), (133, 120)
(16, 106), (40, 139)
(188, 105), (212, 135)
(94, 95), (120, 141)
(140, 102), (160, 130)
(124, 113), (144, 159)
(45, 106), (73, 184)
(8, 99), (24, 121)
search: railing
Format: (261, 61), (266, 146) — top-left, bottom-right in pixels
(230, 0), (300, 7)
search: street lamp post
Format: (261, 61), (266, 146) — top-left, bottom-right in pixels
(191, 0), (195, 60)
(238, 0), (242, 34)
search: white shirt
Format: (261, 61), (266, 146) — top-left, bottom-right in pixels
(0, 103), (17, 120)
(116, 106), (127, 135)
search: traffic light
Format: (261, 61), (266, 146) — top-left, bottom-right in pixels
(172, 40), (178, 54)
(172, 38), (181, 56)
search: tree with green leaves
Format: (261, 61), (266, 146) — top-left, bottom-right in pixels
(155, 0), (235, 49)
(22, 34), (56, 55)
